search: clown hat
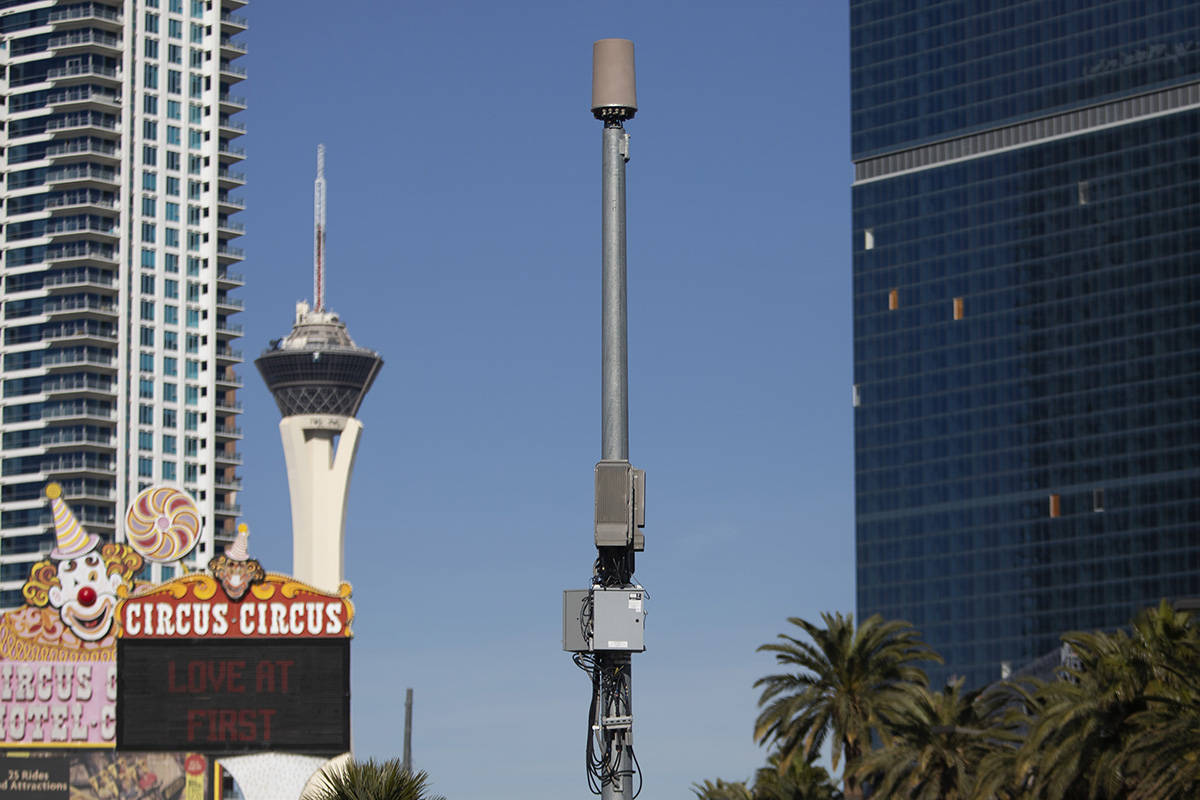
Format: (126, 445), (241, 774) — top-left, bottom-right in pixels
(225, 523), (250, 561)
(46, 483), (100, 559)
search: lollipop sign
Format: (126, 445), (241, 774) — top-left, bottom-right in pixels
(125, 486), (202, 564)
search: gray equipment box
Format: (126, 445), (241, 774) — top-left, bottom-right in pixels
(592, 587), (645, 652)
(563, 589), (590, 652)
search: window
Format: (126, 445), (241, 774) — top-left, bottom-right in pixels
(165, 228), (179, 247)
(142, 197), (156, 216)
(164, 202), (180, 221)
(190, 49), (204, 69)
(170, 0), (183, 12)
(141, 327), (155, 346)
(164, 331), (179, 350)
(144, 94), (158, 114)
(187, 257), (202, 275)
(161, 462), (176, 481)
(142, 146), (158, 166)
(144, 64), (159, 88)
(185, 386), (199, 406)
(139, 405), (154, 424)
(163, 356), (178, 375)
(168, 69), (182, 94)
(143, 171), (157, 190)
(163, 383), (178, 403)
(189, 103), (203, 124)
(188, 181), (202, 200)
(186, 282), (201, 302)
(163, 408), (177, 427)
(144, 39), (159, 59)
(1093, 488), (1105, 512)
(953, 297), (964, 320)
(139, 378), (154, 398)
(189, 129), (203, 149)
(141, 250), (156, 270)
(189, 74), (204, 98)
(187, 232), (202, 251)
(185, 411), (199, 431)
(164, 279), (179, 298)
(168, 44), (182, 64)
(187, 205), (201, 225)
(186, 308), (201, 328)
(167, 99), (182, 119)
(140, 301), (155, 321)
(185, 437), (199, 456)
(138, 458), (153, 478)
(140, 353), (154, 371)
(138, 431), (153, 451)
(1049, 494), (1061, 518)
(167, 151), (182, 171)
(167, 125), (181, 145)
(888, 288), (899, 310)
(145, 13), (160, 33)
(864, 228), (875, 250)
(166, 176), (180, 196)
(185, 359), (200, 378)
(190, 0), (203, 17)
(144, 120), (158, 139)
(164, 305), (179, 325)
(162, 435), (177, 454)
(190, 23), (203, 43)
(184, 464), (198, 483)
(186, 334), (200, 353)
(164, 254), (180, 273)
(170, 19), (184, 39)
(141, 223), (156, 243)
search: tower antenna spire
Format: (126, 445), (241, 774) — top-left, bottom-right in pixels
(314, 144), (327, 312)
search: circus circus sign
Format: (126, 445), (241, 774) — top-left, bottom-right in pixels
(116, 575), (354, 640)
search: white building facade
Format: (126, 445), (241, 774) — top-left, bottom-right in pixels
(0, 0), (247, 601)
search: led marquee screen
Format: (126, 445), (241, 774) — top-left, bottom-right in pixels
(116, 639), (349, 754)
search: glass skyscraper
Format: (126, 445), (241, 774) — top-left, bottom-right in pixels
(0, 0), (247, 601)
(852, 1), (1200, 686)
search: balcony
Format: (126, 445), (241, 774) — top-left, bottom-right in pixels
(48, 87), (121, 112)
(46, 242), (118, 265)
(218, 93), (247, 112)
(215, 450), (242, 465)
(46, 113), (119, 139)
(48, 30), (121, 54)
(213, 502), (242, 516)
(45, 193), (118, 213)
(220, 12), (248, 31)
(46, 139), (120, 164)
(216, 295), (244, 311)
(47, 165), (119, 189)
(42, 297), (117, 317)
(218, 143), (246, 163)
(216, 245), (245, 264)
(48, 3), (122, 29)
(214, 476), (243, 491)
(44, 269), (117, 291)
(214, 424), (243, 439)
(219, 35), (247, 55)
(216, 270), (245, 287)
(45, 64), (120, 87)
(215, 319), (243, 336)
(217, 220), (245, 238)
(217, 168), (246, 188)
(215, 371), (243, 388)
(219, 62), (246, 83)
(217, 194), (245, 213)
(219, 117), (246, 138)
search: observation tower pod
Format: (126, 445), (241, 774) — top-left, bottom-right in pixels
(255, 146), (383, 592)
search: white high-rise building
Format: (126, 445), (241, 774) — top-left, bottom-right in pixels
(0, 0), (247, 601)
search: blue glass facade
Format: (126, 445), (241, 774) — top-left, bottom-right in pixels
(853, 0), (1200, 687)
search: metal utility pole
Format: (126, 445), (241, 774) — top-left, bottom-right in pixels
(564, 38), (647, 800)
(402, 688), (413, 772)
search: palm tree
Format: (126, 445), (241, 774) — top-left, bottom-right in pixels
(1019, 600), (1200, 799)
(851, 677), (1021, 800)
(303, 759), (445, 800)
(693, 751), (842, 800)
(753, 612), (940, 800)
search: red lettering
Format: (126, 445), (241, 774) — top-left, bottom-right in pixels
(260, 709), (275, 742)
(238, 709), (255, 741)
(218, 710), (237, 741)
(188, 661), (205, 693)
(186, 709), (208, 741)
(208, 661), (227, 692)
(276, 661), (294, 693)
(227, 661), (245, 693)
(255, 661), (274, 693)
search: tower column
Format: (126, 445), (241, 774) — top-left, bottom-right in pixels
(278, 416), (363, 592)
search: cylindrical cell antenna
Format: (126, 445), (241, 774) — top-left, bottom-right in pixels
(592, 39), (637, 121)
(314, 144), (327, 311)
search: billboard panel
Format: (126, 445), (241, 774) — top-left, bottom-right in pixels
(116, 640), (349, 755)
(0, 751), (208, 800)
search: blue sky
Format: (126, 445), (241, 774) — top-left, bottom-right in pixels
(234, 1), (851, 797)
